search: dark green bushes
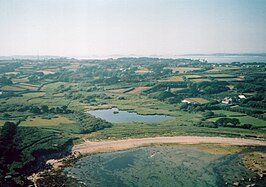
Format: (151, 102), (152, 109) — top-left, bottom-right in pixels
(73, 112), (112, 134)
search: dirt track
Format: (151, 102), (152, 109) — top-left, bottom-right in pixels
(73, 136), (266, 155)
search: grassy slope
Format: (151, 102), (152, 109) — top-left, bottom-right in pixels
(1, 80), (265, 140)
(209, 110), (266, 127)
(20, 116), (75, 127)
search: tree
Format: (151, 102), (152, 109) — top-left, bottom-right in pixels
(55, 107), (63, 114)
(215, 118), (240, 127)
(3, 113), (11, 118)
(242, 124), (252, 129)
(41, 105), (49, 113)
(157, 91), (175, 101)
(0, 76), (13, 86)
(0, 122), (20, 181)
(202, 111), (214, 118)
(30, 106), (41, 114)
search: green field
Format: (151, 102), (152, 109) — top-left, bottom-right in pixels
(41, 82), (77, 92)
(209, 110), (266, 127)
(0, 57), (265, 186)
(20, 115), (75, 127)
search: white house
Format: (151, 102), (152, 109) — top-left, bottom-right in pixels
(182, 98), (197, 104)
(182, 99), (192, 104)
(238, 95), (246, 99)
(221, 97), (232, 105)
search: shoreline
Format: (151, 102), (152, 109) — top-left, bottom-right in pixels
(30, 136), (266, 186)
(73, 136), (266, 155)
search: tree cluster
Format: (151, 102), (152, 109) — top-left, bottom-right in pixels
(73, 112), (112, 134)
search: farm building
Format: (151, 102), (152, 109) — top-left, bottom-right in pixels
(238, 94), (246, 99)
(221, 97), (232, 105)
(182, 98), (197, 104)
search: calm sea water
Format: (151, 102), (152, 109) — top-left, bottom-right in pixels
(76, 55), (266, 64)
(63, 146), (256, 187)
(87, 108), (174, 123)
(181, 55), (266, 63)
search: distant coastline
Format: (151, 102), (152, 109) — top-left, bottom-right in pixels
(1, 53), (266, 62)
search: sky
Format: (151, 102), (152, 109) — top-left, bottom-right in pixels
(0, 0), (266, 57)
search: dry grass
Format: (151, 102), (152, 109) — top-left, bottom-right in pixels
(170, 88), (186, 92)
(37, 70), (56, 75)
(0, 120), (6, 126)
(242, 152), (266, 175)
(168, 67), (201, 73)
(204, 74), (233, 77)
(0, 85), (25, 91)
(109, 88), (132, 93)
(158, 76), (184, 82)
(12, 78), (28, 83)
(19, 65), (34, 69)
(17, 83), (39, 90)
(207, 69), (221, 72)
(135, 68), (152, 74)
(4, 72), (19, 75)
(190, 78), (211, 82)
(186, 97), (209, 104)
(128, 87), (151, 94)
(215, 78), (243, 81)
(228, 85), (235, 90)
(185, 75), (203, 79)
(188, 144), (244, 155)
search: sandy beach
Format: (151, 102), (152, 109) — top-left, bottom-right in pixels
(73, 136), (266, 155)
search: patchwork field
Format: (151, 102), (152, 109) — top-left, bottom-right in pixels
(20, 115), (75, 127)
(206, 67), (240, 73)
(158, 76), (184, 82)
(36, 70), (56, 75)
(185, 97), (210, 104)
(17, 83), (39, 90)
(215, 77), (244, 81)
(184, 75), (203, 79)
(204, 74), (236, 78)
(108, 88), (133, 93)
(209, 110), (266, 127)
(4, 72), (19, 75)
(41, 82), (77, 91)
(190, 78), (211, 82)
(170, 88), (186, 92)
(22, 92), (45, 99)
(1, 57), (265, 187)
(0, 85), (25, 91)
(12, 77), (29, 83)
(167, 67), (202, 73)
(135, 68), (152, 74)
(127, 87), (151, 94)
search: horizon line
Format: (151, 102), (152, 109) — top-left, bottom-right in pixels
(1, 52), (266, 59)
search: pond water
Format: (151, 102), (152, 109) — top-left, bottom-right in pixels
(87, 108), (174, 123)
(63, 146), (256, 187)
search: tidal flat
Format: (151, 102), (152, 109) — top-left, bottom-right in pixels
(61, 145), (262, 187)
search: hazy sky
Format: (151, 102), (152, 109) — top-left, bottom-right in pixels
(0, 0), (266, 57)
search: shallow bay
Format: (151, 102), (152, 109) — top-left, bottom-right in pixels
(63, 146), (256, 187)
